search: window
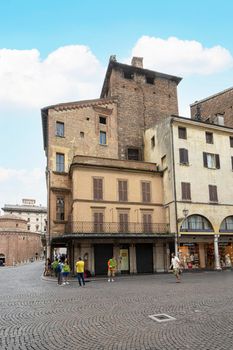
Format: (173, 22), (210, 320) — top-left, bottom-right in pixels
(118, 180), (128, 202)
(209, 185), (218, 202)
(203, 152), (220, 169)
(36, 218), (39, 221)
(230, 136), (233, 148)
(124, 71), (133, 80)
(119, 213), (129, 233)
(56, 197), (65, 221)
(179, 148), (189, 165)
(220, 216), (233, 232)
(151, 136), (155, 148)
(93, 178), (103, 200)
(127, 148), (140, 161)
(56, 153), (65, 172)
(27, 225), (30, 231)
(27, 218), (30, 222)
(181, 215), (213, 231)
(93, 212), (104, 233)
(100, 131), (107, 145)
(80, 132), (84, 138)
(44, 226), (47, 232)
(141, 181), (151, 203)
(56, 122), (64, 137)
(99, 116), (106, 124)
(178, 127), (187, 139)
(206, 132), (213, 144)
(181, 182), (191, 200)
(36, 225), (39, 231)
(146, 76), (154, 84)
(142, 213), (152, 233)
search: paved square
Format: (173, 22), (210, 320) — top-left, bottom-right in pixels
(1, 262), (233, 349)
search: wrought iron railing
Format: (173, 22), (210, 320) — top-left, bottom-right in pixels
(65, 221), (170, 235)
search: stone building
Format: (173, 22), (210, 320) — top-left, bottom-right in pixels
(190, 86), (233, 128)
(144, 116), (233, 270)
(41, 56), (181, 274)
(2, 199), (47, 236)
(0, 214), (42, 266)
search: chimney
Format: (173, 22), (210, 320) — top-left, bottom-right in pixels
(131, 57), (143, 68)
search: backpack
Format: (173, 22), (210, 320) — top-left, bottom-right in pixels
(56, 263), (62, 273)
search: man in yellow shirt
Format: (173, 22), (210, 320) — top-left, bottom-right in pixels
(75, 257), (85, 286)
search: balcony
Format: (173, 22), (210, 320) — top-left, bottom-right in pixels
(64, 221), (170, 236)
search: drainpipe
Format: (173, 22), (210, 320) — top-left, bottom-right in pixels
(170, 118), (179, 256)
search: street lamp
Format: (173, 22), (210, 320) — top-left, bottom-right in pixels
(183, 208), (189, 218)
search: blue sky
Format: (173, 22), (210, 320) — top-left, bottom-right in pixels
(0, 0), (233, 210)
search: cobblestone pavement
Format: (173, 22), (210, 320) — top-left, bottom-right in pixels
(1, 263), (233, 350)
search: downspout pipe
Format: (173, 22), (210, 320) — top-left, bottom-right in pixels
(170, 118), (179, 256)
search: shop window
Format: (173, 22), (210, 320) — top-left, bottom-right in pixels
(119, 213), (129, 233)
(56, 121), (64, 137)
(181, 215), (213, 232)
(206, 132), (213, 144)
(220, 216), (233, 232)
(56, 197), (65, 221)
(93, 178), (103, 200)
(141, 181), (151, 203)
(203, 152), (220, 169)
(178, 127), (187, 139)
(118, 180), (128, 202)
(179, 148), (189, 165)
(209, 185), (218, 202)
(181, 182), (191, 200)
(56, 153), (65, 172)
(93, 212), (104, 233)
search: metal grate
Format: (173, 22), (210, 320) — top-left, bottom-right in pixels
(148, 314), (176, 323)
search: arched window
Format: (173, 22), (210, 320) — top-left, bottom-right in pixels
(220, 216), (233, 232)
(180, 215), (213, 232)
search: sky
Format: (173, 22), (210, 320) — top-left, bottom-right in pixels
(0, 0), (233, 212)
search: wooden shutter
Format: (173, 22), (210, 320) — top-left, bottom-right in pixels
(94, 212), (104, 232)
(203, 152), (207, 167)
(93, 178), (103, 200)
(119, 213), (128, 232)
(215, 154), (220, 169)
(143, 213), (152, 232)
(209, 185), (218, 202)
(118, 180), (128, 201)
(231, 156), (233, 170)
(179, 149), (189, 164)
(181, 182), (191, 200)
(142, 182), (151, 202)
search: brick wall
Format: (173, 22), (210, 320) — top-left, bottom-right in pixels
(107, 67), (179, 160)
(190, 88), (233, 128)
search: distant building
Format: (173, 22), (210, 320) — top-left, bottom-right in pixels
(2, 199), (47, 236)
(0, 214), (42, 266)
(190, 86), (233, 128)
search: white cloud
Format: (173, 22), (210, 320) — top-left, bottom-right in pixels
(130, 36), (233, 76)
(0, 167), (46, 210)
(0, 45), (105, 109)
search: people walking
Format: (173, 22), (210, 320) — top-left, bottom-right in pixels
(107, 256), (117, 282)
(76, 257), (85, 287)
(57, 259), (64, 285)
(62, 259), (70, 285)
(52, 258), (59, 277)
(170, 252), (182, 283)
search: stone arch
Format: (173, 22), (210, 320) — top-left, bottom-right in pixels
(180, 214), (214, 232)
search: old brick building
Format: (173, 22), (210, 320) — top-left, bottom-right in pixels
(190, 86), (233, 128)
(0, 214), (42, 266)
(41, 56), (181, 274)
